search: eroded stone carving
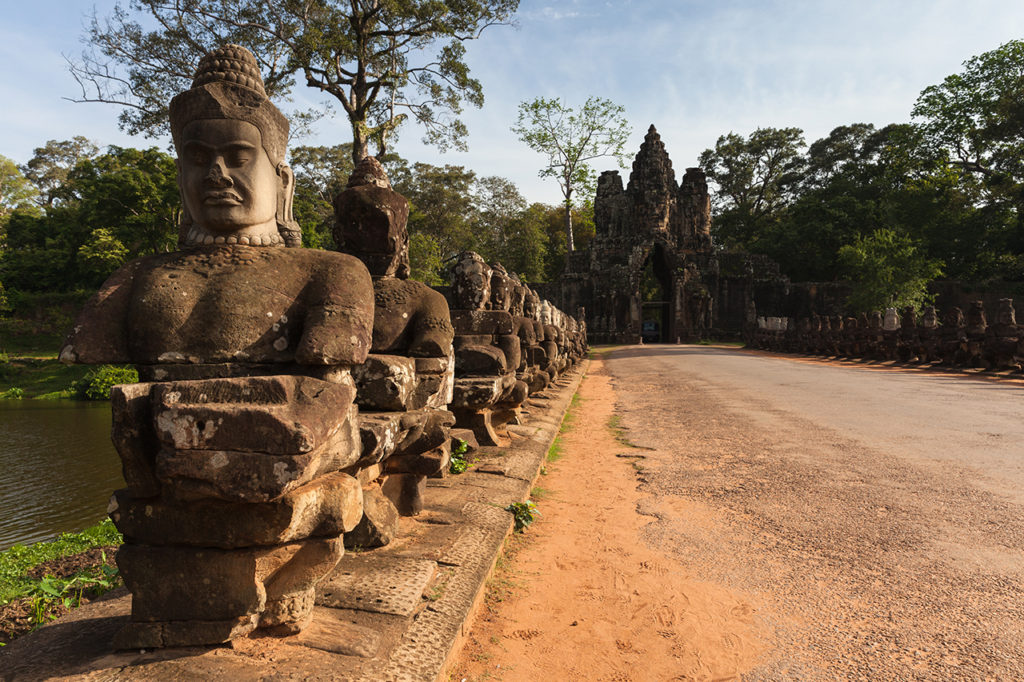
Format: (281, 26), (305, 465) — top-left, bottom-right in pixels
(63, 45), (373, 648)
(333, 156), (455, 526)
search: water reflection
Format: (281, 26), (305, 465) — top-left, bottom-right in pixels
(0, 400), (124, 551)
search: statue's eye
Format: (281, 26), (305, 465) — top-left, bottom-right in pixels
(226, 149), (253, 167)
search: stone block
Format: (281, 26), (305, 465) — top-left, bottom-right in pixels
(384, 443), (451, 477)
(154, 403), (360, 503)
(394, 408), (456, 457)
(455, 345), (506, 376)
(357, 411), (405, 465)
(110, 382), (160, 497)
(352, 354), (417, 411)
(108, 472), (363, 548)
(151, 375), (356, 454)
(450, 376), (510, 410)
(117, 537), (342, 624)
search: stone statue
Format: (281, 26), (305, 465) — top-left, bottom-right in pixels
(333, 156), (455, 525)
(62, 45), (375, 648)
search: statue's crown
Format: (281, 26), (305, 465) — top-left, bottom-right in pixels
(169, 44), (288, 165)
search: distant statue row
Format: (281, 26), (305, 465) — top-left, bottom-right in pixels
(747, 299), (1022, 370)
(61, 45), (585, 650)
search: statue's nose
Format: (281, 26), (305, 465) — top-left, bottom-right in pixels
(206, 158), (231, 186)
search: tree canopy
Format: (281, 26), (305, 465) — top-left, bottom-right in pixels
(70, 0), (519, 162)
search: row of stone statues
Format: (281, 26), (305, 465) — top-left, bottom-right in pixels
(747, 299), (1023, 370)
(60, 45), (586, 649)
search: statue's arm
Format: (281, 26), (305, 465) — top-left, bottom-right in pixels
(60, 261), (139, 364)
(295, 254), (375, 365)
(409, 287), (454, 357)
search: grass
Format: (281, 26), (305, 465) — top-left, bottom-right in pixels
(607, 413), (644, 449)
(697, 338), (746, 347)
(529, 486), (551, 500)
(0, 519), (122, 605)
(0, 358), (91, 399)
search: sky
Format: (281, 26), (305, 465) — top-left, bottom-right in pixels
(3, 0), (1024, 205)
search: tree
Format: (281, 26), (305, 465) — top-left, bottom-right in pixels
(512, 96), (629, 252)
(21, 137), (99, 207)
(837, 229), (944, 313)
(0, 156), (38, 220)
(403, 162), (478, 262)
(697, 127), (805, 251)
(70, 0), (519, 162)
(913, 38), (1024, 262)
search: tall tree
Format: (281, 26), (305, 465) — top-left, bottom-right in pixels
(697, 127), (805, 251)
(21, 137), (100, 207)
(0, 156), (38, 220)
(69, 0), (519, 162)
(512, 96), (629, 252)
(838, 228), (944, 313)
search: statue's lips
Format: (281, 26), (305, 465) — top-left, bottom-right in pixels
(203, 192), (243, 205)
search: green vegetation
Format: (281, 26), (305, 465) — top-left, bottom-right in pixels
(0, 519), (122, 605)
(70, 365), (139, 401)
(698, 38), (1024, 311)
(504, 500), (540, 533)
(449, 438), (472, 474)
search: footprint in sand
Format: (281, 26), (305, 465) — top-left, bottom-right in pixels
(655, 604), (676, 627)
(511, 629), (541, 640)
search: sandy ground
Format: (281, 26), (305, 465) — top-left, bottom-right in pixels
(449, 355), (768, 681)
(452, 345), (1024, 681)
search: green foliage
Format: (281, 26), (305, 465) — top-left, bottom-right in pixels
(71, 0), (519, 160)
(505, 500), (539, 533)
(838, 229), (945, 313)
(698, 127), (806, 252)
(448, 438), (472, 474)
(513, 96), (630, 251)
(1, 387), (24, 399)
(0, 519), (122, 605)
(71, 365), (139, 401)
(21, 560), (121, 628)
(0, 156), (39, 219)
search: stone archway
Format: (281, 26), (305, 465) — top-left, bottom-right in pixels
(640, 243), (674, 342)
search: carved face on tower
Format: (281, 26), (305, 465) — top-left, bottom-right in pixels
(170, 44), (298, 247)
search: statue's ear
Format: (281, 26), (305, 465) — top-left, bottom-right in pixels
(276, 163), (302, 246)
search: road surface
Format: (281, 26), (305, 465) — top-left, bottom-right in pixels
(608, 345), (1024, 680)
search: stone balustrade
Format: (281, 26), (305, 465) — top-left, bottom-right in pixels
(746, 299), (1023, 371)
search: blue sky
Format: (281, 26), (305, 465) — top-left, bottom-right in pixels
(3, 0), (1024, 204)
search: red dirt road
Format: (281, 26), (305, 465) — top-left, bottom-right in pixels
(453, 346), (1024, 680)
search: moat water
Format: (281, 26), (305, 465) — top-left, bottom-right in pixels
(0, 400), (123, 551)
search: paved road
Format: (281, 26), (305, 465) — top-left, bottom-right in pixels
(607, 345), (1024, 680)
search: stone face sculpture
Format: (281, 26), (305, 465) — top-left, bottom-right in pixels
(63, 45), (374, 648)
(985, 298), (1020, 370)
(333, 156), (455, 526)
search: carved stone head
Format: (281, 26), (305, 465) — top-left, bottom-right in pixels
(869, 311), (883, 330)
(170, 44), (300, 247)
(967, 300), (987, 331)
(489, 262), (512, 312)
(333, 156), (411, 278)
(943, 306), (965, 328)
(510, 280), (526, 317)
(883, 308), (900, 331)
(451, 251), (492, 310)
(997, 298), (1017, 326)
(524, 288), (540, 319)
(921, 306), (939, 329)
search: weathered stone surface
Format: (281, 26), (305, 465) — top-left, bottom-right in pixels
(117, 537), (342, 625)
(154, 403), (360, 503)
(332, 157), (411, 279)
(384, 443), (451, 476)
(110, 382), (161, 497)
(352, 354), (417, 411)
(109, 472), (363, 548)
(344, 484), (399, 549)
(450, 310), (514, 335)
(450, 376), (508, 409)
(381, 473), (426, 516)
(151, 375), (355, 454)
(318, 556), (437, 616)
(357, 411), (405, 466)
(454, 345), (506, 376)
(114, 614), (259, 650)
